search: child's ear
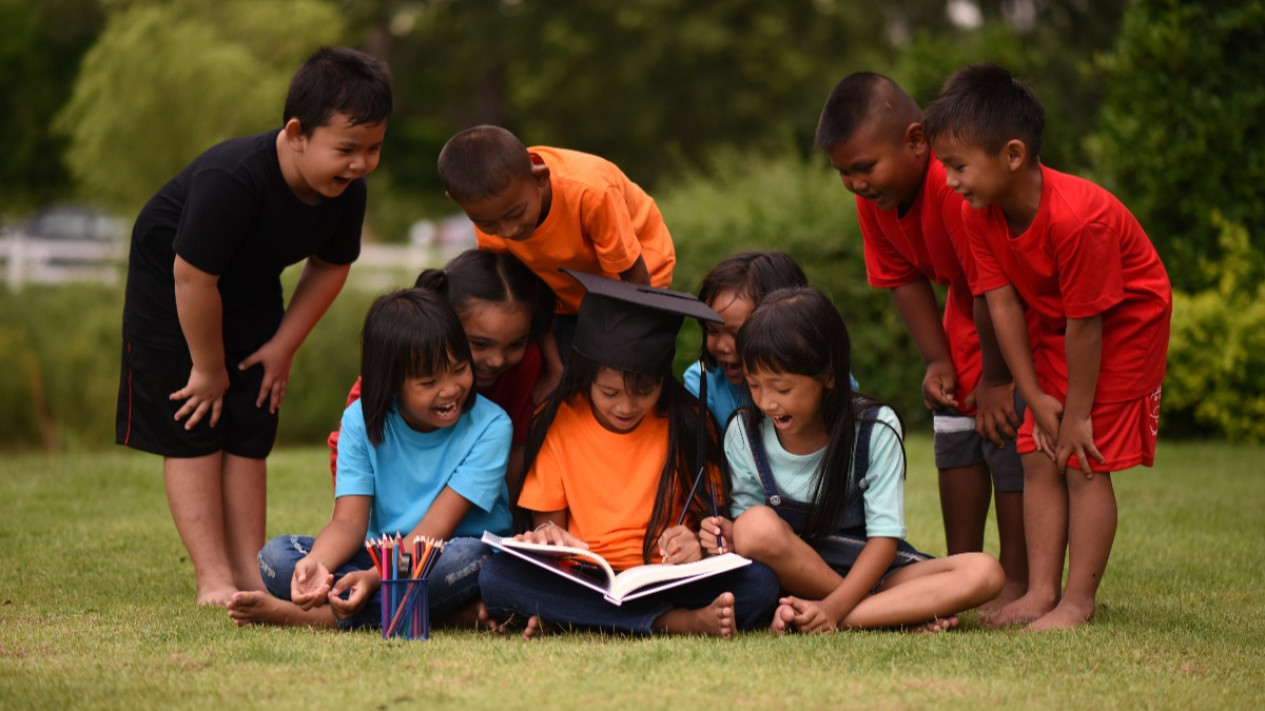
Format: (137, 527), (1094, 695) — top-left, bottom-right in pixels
(1003, 139), (1028, 171)
(822, 374), (836, 390)
(282, 118), (307, 151)
(905, 122), (928, 155)
(531, 162), (551, 187)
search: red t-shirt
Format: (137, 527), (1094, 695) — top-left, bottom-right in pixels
(326, 342), (543, 484)
(859, 156), (981, 414)
(963, 165), (1172, 402)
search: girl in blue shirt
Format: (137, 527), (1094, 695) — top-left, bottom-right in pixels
(700, 287), (1003, 632)
(228, 288), (512, 629)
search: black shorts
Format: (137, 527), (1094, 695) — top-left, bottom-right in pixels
(116, 340), (278, 459)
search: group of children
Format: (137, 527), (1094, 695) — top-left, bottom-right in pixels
(116, 47), (1171, 638)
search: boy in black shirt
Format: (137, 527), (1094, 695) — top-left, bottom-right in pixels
(116, 47), (392, 607)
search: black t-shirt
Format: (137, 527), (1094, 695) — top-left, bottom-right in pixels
(122, 129), (364, 352)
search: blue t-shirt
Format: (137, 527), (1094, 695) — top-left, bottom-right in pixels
(683, 361), (747, 429)
(335, 395), (512, 538)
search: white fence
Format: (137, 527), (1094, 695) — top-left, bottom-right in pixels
(0, 235), (126, 292)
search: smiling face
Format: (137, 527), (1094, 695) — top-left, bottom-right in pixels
(825, 119), (927, 213)
(588, 367), (662, 434)
(397, 356), (473, 433)
(460, 168), (550, 242)
(704, 289), (755, 386)
(283, 112), (386, 205)
(931, 134), (1015, 210)
(744, 367), (832, 454)
(460, 301), (532, 389)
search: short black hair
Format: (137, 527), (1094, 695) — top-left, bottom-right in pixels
(437, 125), (533, 203)
(923, 63), (1044, 159)
(815, 72), (921, 151)
(696, 251), (808, 368)
(284, 47), (392, 134)
(414, 249), (555, 341)
(359, 288), (474, 446)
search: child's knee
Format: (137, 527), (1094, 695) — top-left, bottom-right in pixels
(732, 506), (794, 559)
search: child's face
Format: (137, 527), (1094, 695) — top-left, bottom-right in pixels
(397, 356), (473, 433)
(932, 135), (1014, 210)
(460, 301), (532, 389)
(704, 289), (755, 386)
(589, 366), (662, 434)
(285, 112), (386, 204)
(745, 367), (832, 452)
(825, 120), (927, 212)
(460, 171), (549, 242)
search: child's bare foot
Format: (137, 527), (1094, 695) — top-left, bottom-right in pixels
(521, 615), (552, 640)
(770, 603), (799, 635)
(198, 585), (239, 608)
(435, 599), (485, 630)
(977, 579), (1027, 617)
(1026, 599), (1095, 632)
(226, 591), (333, 628)
(983, 591), (1057, 628)
(907, 615), (960, 633)
(652, 592), (736, 638)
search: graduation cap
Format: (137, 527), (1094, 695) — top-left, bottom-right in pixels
(564, 268), (722, 376)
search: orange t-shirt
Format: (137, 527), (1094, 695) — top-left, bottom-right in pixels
(518, 395), (669, 570)
(475, 147), (676, 314)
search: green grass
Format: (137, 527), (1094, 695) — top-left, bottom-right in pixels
(2, 437), (1262, 710)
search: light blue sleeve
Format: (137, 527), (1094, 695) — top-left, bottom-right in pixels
(334, 401), (375, 499)
(861, 407), (907, 539)
(723, 416), (765, 518)
(445, 399), (513, 514)
(683, 361), (702, 398)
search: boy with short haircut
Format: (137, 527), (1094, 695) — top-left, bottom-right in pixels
(436, 125), (676, 392)
(924, 63), (1172, 630)
(815, 72), (1028, 609)
(116, 47), (392, 607)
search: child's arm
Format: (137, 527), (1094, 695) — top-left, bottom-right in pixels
(238, 256), (350, 413)
(972, 295), (1022, 446)
(292, 494), (372, 609)
(171, 256), (229, 429)
(617, 255), (651, 286)
(891, 279), (958, 411)
(781, 537), (898, 633)
(533, 329), (564, 405)
(985, 284), (1062, 453)
(1058, 315), (1105, 477)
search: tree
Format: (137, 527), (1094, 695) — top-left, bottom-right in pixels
(55, 0), (346, 215)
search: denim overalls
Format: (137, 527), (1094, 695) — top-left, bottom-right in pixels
(738, 408), (931, 584)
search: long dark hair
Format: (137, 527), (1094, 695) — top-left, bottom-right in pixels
(413, 249), (554, 340)
(359, 288), (474, 446)
(696, 251), (808, 367)
(738, 287), (902, 539)
(522, 353), (727, 563)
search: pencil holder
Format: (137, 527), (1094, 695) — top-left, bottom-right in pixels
(380, 578), (430, 640)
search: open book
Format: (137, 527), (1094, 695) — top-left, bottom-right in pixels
(481, 531), (752, 605)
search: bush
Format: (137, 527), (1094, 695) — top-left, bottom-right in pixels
(657, 147), (926, 425)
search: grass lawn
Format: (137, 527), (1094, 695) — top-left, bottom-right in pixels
(1, 436), (1262, 710)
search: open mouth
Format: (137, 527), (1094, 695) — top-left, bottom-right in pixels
(771, 414), (793, 430)
(719, 360), (743, 381)
(432, 401), (460, 420)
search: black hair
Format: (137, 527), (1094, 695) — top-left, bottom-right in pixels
(738, 287), (902, 540)
(923, 63), (1044, 160)
(696, 251), (808, 368)
(815, 72), (923, 151)
(284, 46), (393, 134)
(521, 353), (727, 560)
(414, 249), (555, 342)
(437, 125), (534, 203)
(359, 288), (474, 446)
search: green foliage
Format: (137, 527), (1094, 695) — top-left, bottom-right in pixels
(1087, 0), (1265, 291)
(658, 147), (925, 423)
(54, 0), (345, 215)
(1163, 214), (1265, 442)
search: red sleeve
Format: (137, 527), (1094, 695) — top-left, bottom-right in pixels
(963, 205), (1009, 295)
(859, 198), (921, 288)
(328, 378), (364, 487)
(1057, 220), (1126, 318)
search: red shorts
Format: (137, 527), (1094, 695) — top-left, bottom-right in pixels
(1017, 386), (1162, 473)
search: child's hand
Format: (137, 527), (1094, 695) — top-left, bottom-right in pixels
(327, 569), (377, 620)
(238, 338), (296, 414)
(531, 367), (562, 406)
(1028, 392), (1064, 460)
(1055, 414), (1104, 479)
(772, 596), (837, 634)
(657, 525), (702, 564)
(518, 520), (589, 549)
(698, 516), (734, 555)
(291, 557), (334, 610)
(973, 380), (1022, 447)
(169, 366), (229, 429)
(921, 361), (959, 411)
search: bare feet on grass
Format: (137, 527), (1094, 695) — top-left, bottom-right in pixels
(1026, 599), (1095, 632)
(476, 604), (553, 640)
(907, 615), (960, 633)
(983, 591), (1057, 628)
(976, 579), (1027, 617)
(226, 591), (333, 628)
(652, 592), (736, 638)
(198, 585), (239, 608)
(435, 600), (485, 630)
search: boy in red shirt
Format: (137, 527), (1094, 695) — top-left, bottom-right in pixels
(925, 64), (1172, 630)
(814, 73), (1027, 611)
(437, 126), (676, 400)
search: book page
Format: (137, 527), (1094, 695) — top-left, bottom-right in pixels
(608, 553), (751, 602)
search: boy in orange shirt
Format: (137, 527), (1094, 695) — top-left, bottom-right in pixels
(814, 72), (1028, 610)
(925, 64), (1172, 630)
(437, 126), (676, 398)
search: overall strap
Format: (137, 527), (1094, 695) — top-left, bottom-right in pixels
(739, 409), (784, 505)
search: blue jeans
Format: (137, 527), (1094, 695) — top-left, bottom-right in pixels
(478, 552), (780, 635)
(258, 534), (491, 629)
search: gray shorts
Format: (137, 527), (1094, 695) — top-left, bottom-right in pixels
(932, 393), (1025, 492)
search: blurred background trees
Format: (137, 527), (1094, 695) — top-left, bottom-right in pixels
(2, 0), (1262, 446)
